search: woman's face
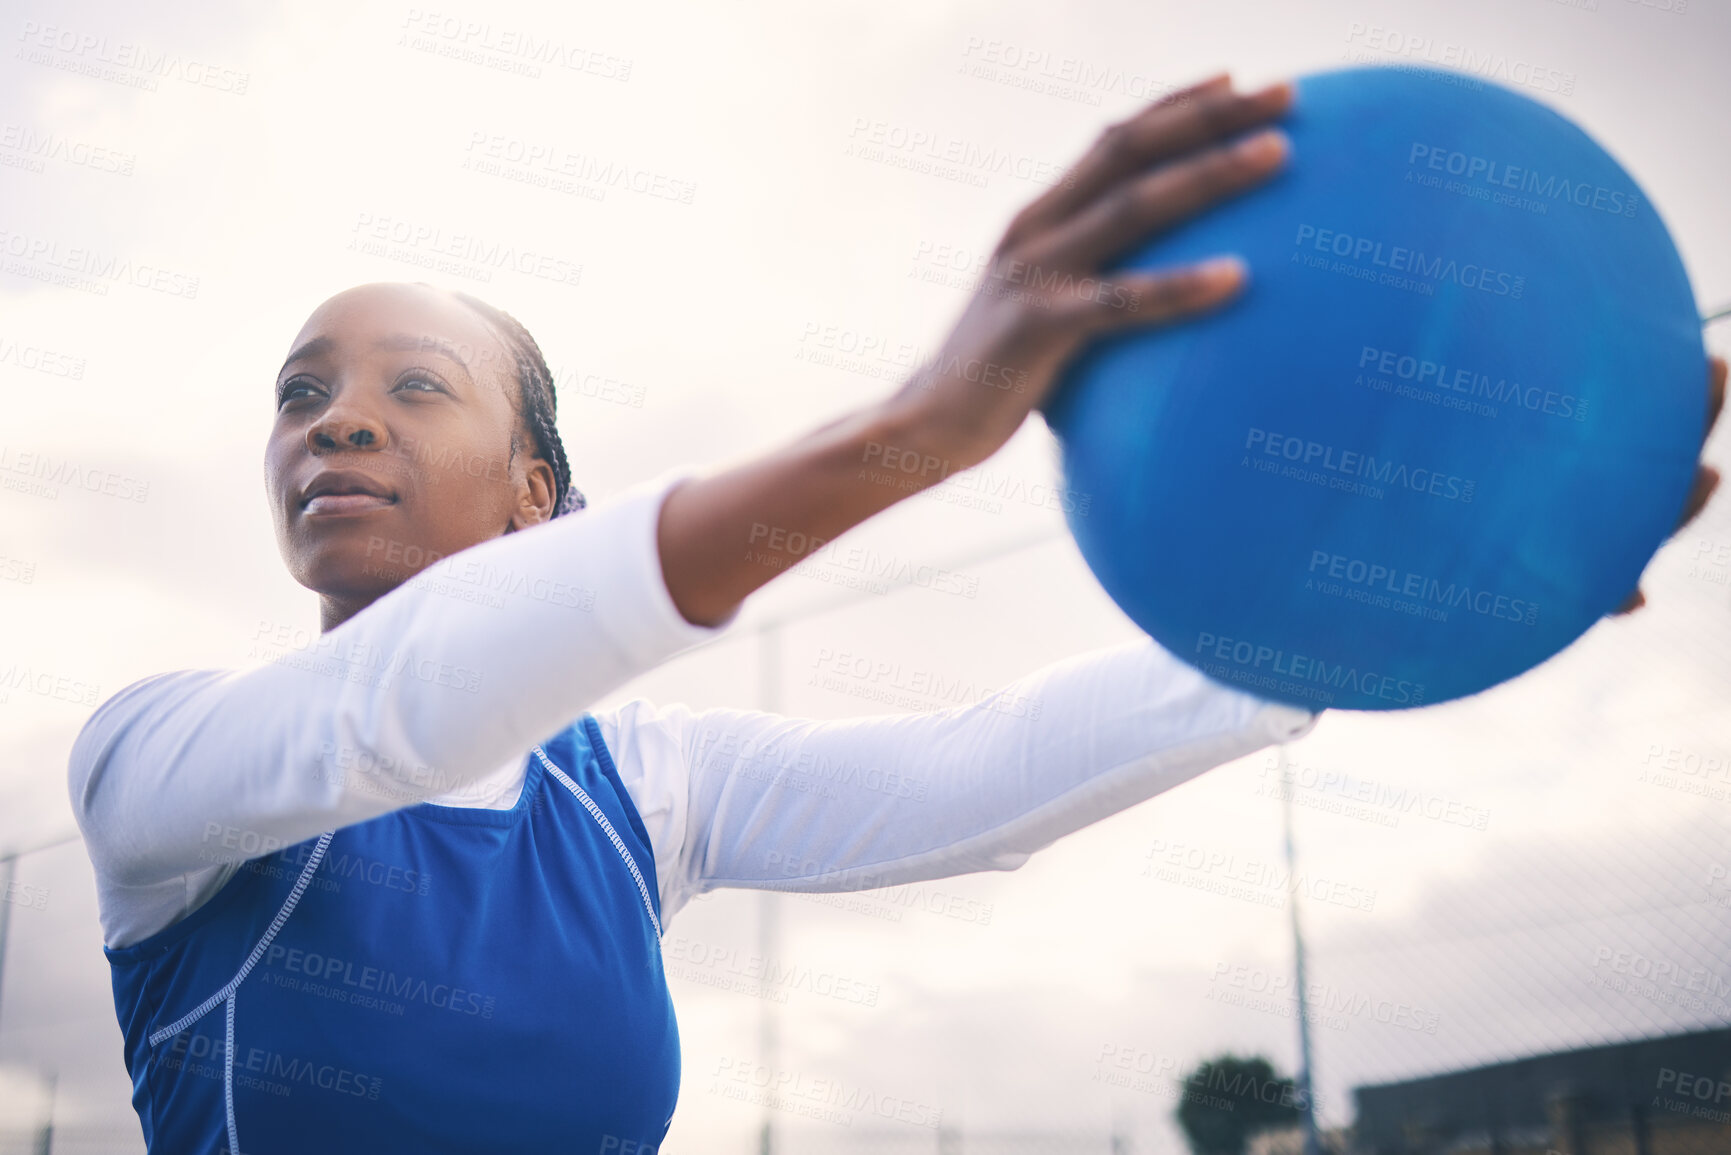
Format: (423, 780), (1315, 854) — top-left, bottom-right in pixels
(264, 282), (556, 610)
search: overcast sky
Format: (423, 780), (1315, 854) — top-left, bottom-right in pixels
(3, 0), (1731, 1150)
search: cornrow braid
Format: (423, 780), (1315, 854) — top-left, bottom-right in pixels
(436, 286), (587, 518)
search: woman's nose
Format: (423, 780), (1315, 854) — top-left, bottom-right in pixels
(306, 406), (387, 452)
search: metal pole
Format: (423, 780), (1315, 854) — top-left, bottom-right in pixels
(757, 623), (783, 1155)
(0, 854), (16, 1043)
(1279, 746), (1323, 1155)
(34, 1069), (56, 1155)
(0, 831), (79, 1046)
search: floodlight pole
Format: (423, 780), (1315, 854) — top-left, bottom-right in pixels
(1279, 745), (1323, 1155)
(758, 624), (783, 1155)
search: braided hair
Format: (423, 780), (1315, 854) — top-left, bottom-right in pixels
(428, 285), (586, 518)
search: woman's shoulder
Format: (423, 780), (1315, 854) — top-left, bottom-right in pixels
(68, 667), (234, 790)
(78, 666), (235, 733)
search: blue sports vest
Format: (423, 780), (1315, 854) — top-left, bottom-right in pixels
(104, 716), (680, 1154)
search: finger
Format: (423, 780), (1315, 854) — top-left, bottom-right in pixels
(1589, 361), (1723, 621)
(997, 74), (1230, 252)
(1612, 588), (1646, 616)
(1055, 256), (1249, 335)
(1021, 128), (1289, 273)
(1706, 356), (1726, 444)
(1614, 463), (1723, 619)
(1674, 464), (1721, 534)
(998, 76), (1293, 253)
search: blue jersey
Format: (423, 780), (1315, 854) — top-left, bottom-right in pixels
(103, 715), (680, 1154)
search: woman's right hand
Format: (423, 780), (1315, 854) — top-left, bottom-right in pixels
(659, 72), (1298, 627)
(888, 72), (1297, 470)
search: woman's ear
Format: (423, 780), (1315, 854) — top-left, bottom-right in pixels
(510, 459), (558, 531)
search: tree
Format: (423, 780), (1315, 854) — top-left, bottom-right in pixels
(1174, 1053), (1304, 1155)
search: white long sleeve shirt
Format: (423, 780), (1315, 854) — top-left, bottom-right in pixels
(68, 467), (1319, 949)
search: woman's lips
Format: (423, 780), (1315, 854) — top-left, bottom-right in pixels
(302, 493), (397, 516)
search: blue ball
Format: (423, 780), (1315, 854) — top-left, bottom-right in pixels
(1043, 65), (1706, 712)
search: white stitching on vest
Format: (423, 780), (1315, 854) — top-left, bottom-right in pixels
(141, 737), (655, 1153)
(148, 830), (335, 1047)
(532, 745), (664, 940)
(148, 830), (334, 1155)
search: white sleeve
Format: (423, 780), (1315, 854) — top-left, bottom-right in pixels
(67, 466), (737, 893)
(595, 635), (1319, 928)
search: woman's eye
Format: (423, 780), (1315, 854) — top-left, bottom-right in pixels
(277, 379), (319, 406)
(274, 374), (444, 409)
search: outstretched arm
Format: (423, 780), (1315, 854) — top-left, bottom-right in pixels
(596, 636), (1316, 925)
(69, 469), (733, 892)
(655, 75), (1300, 627)
(71, 74), (1303, 893)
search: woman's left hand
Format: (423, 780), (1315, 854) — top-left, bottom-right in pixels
(1612, 353), (1726, 615)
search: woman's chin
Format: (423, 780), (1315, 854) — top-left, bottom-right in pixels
(293, 551), (414, 603)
